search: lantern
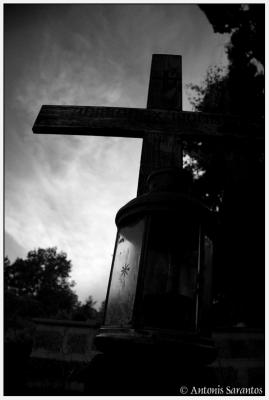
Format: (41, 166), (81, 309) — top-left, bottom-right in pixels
(95, 168), (216, 368)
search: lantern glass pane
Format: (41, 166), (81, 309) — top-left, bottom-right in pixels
(141, 214), (199, 330)
(105, 218), (145, 326)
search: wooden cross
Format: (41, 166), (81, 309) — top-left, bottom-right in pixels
(33, 54), (263, 195)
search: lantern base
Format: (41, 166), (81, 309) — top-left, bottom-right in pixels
(95, 326), (216, 364)
(86, 327), (217, 395)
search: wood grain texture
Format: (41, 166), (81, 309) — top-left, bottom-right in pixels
(147, 54), (182, 110)
(32, 105), (263, 140)
(137, 133), (183, 195)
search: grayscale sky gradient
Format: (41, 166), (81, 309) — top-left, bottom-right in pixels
(5, 4), (229, 307)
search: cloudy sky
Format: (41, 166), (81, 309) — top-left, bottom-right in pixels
(5, 4), (229, 307)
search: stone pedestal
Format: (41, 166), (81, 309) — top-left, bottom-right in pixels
(26, 318), (100, 394)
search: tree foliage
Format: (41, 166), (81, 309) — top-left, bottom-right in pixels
(72, 295), (98, 321)
(191, 4), (264, 118)
(200, 4), (264, 64)
(5, 246), (103, 330)
(5, 247), (78, 321)
(185, 4), (264, 327)
(185, 3), (264, 206)
(187, 66), (229, 114)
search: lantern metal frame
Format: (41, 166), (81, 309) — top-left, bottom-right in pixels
(96, 169), (216, 364)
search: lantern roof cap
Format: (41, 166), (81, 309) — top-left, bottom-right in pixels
(116, 190), (215, 229)
(116, 168), (217, 231)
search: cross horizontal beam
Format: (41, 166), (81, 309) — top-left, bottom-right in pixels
(33, 105), (264, 140)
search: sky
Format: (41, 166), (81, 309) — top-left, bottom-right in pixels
(4, 4), (229, 308)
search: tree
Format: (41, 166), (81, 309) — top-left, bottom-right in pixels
(5, 247), (78, 320)
(198, 4), (264, 118)
(185, 4), (264, 327)
(187, 66), (229, 115)
(72, 295), (98, 321)
(199, 4), (264, 64)
(187, 5), (264, 119)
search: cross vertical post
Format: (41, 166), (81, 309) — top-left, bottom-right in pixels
(137, 54), (183, 194)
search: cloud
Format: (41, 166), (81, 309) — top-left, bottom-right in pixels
(5, 4), (229, 305)
(5, 231), (27, 262)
